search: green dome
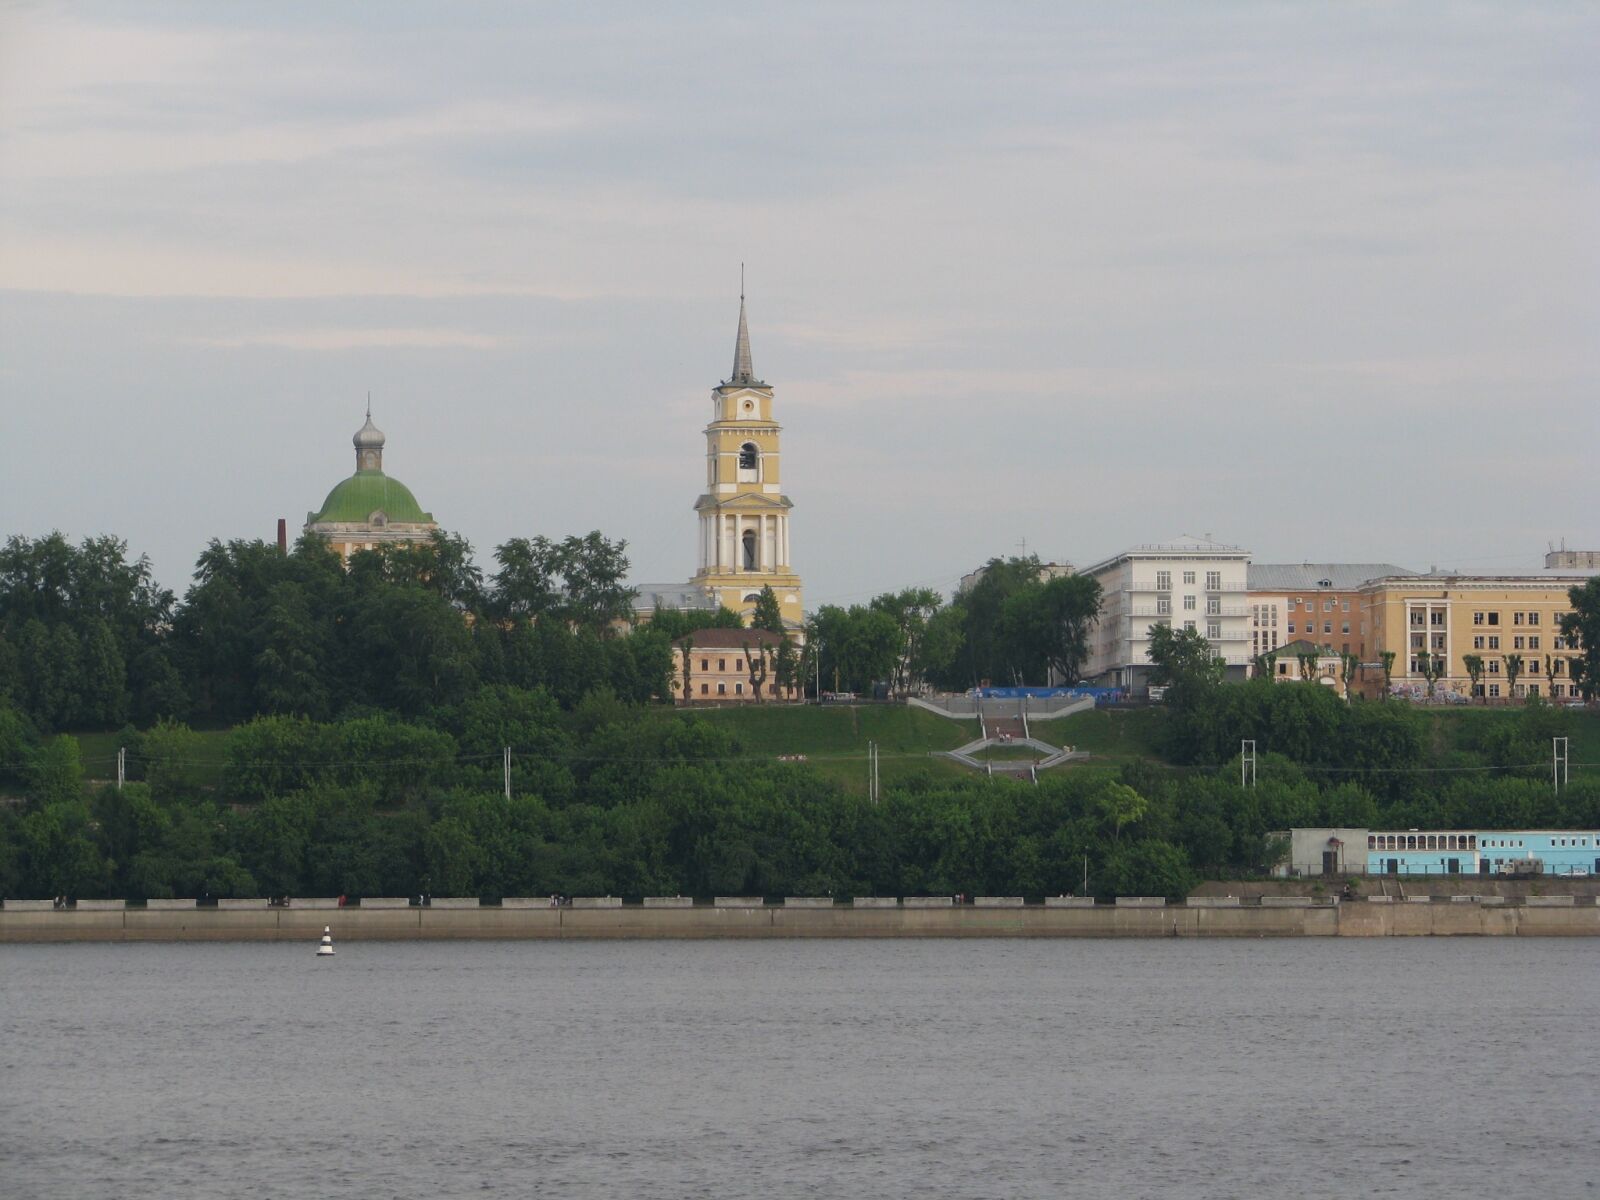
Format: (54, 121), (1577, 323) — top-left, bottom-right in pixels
(308, 470), (433, 525)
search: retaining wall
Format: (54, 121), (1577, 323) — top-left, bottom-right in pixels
(3, 899), (1597, 942)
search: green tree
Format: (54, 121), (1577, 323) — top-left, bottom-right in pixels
(1379, 650), (1396, 697)
(750, 585), (785, 635)
(78, 618), (128, 727)
(1146, 624), (1224, 690)
(1504, 654), (1523, 699)
(1558, 579), (1600, 702)
(1463, 653), (1485, 701)
(27, 735), (83, 805)
(1340, 652), (1360, 699)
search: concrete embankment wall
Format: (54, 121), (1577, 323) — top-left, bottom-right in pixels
(3, 902), (1597, 942)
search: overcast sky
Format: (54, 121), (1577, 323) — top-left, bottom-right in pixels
(2, 2), (1597, 606)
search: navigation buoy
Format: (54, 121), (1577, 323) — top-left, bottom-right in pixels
(317, 925), (335, 957)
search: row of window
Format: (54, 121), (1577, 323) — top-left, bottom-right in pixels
(1289, 621), (1353, 636)
(1472, 635), (1548, 650)
(1369, 834), (1477, 850)
(1482, 836), (1595, 848)
(1473, 611), (1558, 626)
(1290, 597), (1350, 613)
(1155, 571), (1225, 590)
(699, 682), (744, 695)
(699, 658), (746, 672)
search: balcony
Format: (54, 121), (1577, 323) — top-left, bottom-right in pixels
(1211, 631), (1250, 642)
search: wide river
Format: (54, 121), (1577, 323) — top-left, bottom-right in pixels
(2, 939), (1595, 1198)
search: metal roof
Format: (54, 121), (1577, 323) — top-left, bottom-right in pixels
(1248, 563), (1416, 591)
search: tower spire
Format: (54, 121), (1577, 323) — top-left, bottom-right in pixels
(730, 266), (757, 385)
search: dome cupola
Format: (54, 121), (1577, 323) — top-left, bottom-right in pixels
(353, 405), (386, 471)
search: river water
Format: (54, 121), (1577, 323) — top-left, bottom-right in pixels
(2, 939), (1595, 1198)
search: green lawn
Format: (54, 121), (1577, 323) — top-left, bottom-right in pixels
(687, 704), (972, 757)
(1028, 707), (1163, 760)
(71, 728), (232, 786)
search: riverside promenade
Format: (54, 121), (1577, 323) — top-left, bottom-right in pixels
(3, 896), (1597, 941)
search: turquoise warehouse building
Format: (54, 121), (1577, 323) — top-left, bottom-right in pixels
(1279, 828), (1600, 878)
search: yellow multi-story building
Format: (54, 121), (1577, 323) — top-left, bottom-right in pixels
(689, 294), (804, 631)
(1361, 570), (1595, 701)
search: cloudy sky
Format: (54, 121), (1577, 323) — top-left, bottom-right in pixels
(2, 2), (1597, 606)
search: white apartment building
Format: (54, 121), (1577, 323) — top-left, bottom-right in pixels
(1081, 537), (1252, 690)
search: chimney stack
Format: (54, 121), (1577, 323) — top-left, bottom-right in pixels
(277, 518), (288, 554)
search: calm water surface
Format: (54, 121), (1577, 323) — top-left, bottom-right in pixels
(2, 939), (1596, 1199)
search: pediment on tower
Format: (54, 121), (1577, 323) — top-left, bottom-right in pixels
(695, 491), (793, 512)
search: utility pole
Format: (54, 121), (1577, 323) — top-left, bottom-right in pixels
(1082, 854), (1088, 895)
(1553, 736), (1569, 794)
(503, 747), (512, 801)
(117, 746), (125, 791)
(1241, 739), (1257, 789)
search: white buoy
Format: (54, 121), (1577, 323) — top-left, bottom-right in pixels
(317, 925), (336, 957)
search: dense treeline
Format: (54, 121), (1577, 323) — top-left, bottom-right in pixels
(0, 530), (678, 730)
(2, 533), (1598, 904)
(807, 557), (1102, 695)
(1, 684), (1595, 903)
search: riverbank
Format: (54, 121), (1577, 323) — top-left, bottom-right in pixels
(4, 899), (1597, 941)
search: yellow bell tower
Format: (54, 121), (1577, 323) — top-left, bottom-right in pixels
(691, 290), (804, 630)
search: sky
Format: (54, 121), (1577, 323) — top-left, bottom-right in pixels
(2, 1), (1597, 607)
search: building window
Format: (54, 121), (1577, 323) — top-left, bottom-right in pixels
(1473, 636), (1484, 650)
(1182, 571), (1195, 585)
(1488, 660), (1500, 674)
(717, 683), (726, 695)
(736, 659), (744, 671)
(1527, 612), (1539, 626)
(1488, 612), (1499, 625)
(700, 683), (708, 695)
(1287, 622), (1296, 634)
(1206, 598), (1220, 615)
(1157, 598), (1172, 615)
(1183, 620), (1196, 632)
(1156, 570), (1171, 591)
(1206, 622), (1221, 639)
(738, 442), (760, 481)
(701, 658), (709, 670)
(1341, 622), (1350, 635)
(1206, 571), (1221, 590)
(1529, 636), (1540, 650)
(742, 529), (758, 570)
(1513, 612), (1524, 626)
(1430, 611), (1444, 626)
(1488, 636), (1499, 650)
(718, 658), (726, 671)
(1513, 636), (1524, 650)
(736, 683), (743, 694)
(1488, 684), (1500, 697)
(1184, 595), (1196, 611)
(1342, 599), (1350, 612)
(1474, 612), (1485, 625)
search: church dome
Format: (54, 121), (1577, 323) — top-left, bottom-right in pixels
(353, 413), (386, 451)
(308, 472), (432, 525)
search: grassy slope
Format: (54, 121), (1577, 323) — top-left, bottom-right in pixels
(73, 729), (232, 785)
(65, 703), (1600, 794)
(1028, 708), (1163, 761)
(686, 704), (975, 794)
